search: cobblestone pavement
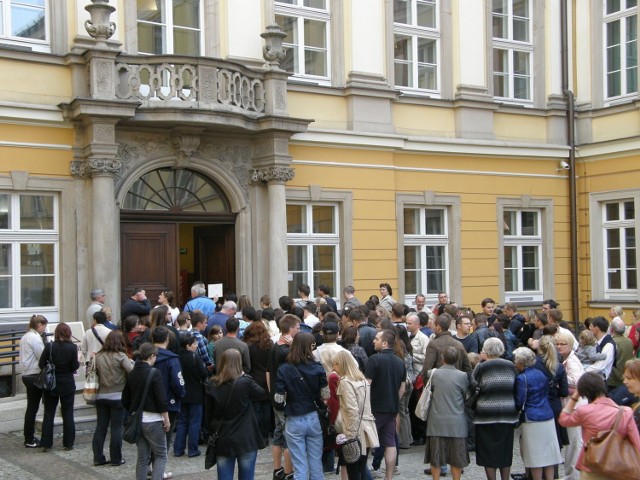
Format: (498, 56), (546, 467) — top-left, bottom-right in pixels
(0, 427), (559, 480)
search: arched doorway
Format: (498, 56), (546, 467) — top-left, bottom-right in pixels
(120, 167), (236, 308)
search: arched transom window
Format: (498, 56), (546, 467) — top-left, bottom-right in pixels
(123, 168), (229, 213)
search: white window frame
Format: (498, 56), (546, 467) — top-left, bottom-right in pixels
(502, 209), (542, 301)
(286, 187), (352, 307)
(136, 0), (204, 56)
(275, 0), (331, 83)
(590, 190), (640, 303)
(393, 0), (441, 96)
(491, 0), (534, 104)
(603, 0), (638, 102)
(397, 192), (461, 307)
(0, 192), (59, 316)
(0, 0), (50, 52)
(497, 197), (553, 304)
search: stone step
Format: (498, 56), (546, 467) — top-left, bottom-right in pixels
(34, 390), (98, 435)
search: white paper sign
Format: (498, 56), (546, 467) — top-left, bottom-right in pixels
(208, 283), (223, 298)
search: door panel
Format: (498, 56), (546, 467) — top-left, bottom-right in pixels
(194, 225), (236, 295)
(121, 223), (178, 308)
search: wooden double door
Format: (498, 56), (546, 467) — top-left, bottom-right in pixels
(120, 222), (235, 309)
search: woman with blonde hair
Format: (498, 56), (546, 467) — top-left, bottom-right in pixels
(205, 349), (266, 480)
(333, 350), (379, 480)
(535, 336), (569, 447)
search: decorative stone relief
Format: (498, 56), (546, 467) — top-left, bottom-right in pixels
(95, 61), (113, 95)
(250, 166), (295, 184)
(261, 25), (287, 69)
(71, 158), (122, 178)
(172, 134), (201, 169)
(84, 0), (116, 47)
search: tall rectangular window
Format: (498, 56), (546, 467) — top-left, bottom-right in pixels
(0, 0), (48, 49)
(393, 0), (439, 93)
(137, 0), (202, 55)
(0, 193), (58, 311)
(276, 0), (330, 80)
(604, 0), (638, 99)
(287, 203), (339, 299)
(403, 207), (449, 298)
(603, 200), (637, 292)
(503, 209), (542, 299)
(492, 0), (532, 101)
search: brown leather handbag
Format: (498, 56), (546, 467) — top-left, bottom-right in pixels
(583, 406), (640, 480)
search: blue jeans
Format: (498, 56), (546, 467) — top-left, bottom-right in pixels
(92, 398), (126, 464)
(217, 450), (258, 480)
(284, 411), (324, 480)
(136, 421), (166, 480)
(173, 403), (203, 457)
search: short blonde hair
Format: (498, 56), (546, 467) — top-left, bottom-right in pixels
(579, 329), (596, 346)
(333, 350), (364, 381)
(556, 331), (575, 350)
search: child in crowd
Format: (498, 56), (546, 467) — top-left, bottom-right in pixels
(206, 325), (223, 367)
(576, 330), (607, 367)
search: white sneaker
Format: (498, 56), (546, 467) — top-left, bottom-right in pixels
(381, 466), (399, 475)
(370, 467), (382, 478)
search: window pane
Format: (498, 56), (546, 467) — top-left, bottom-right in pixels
(405, 270), (420, 295)
(304, 19), (326, 48)
(0, 277), (10, 308)
(503, 210), (516, 235)
(425, 245), (445, 269)
(522, 269), (539, 290)
(305, 49), (327, 77)
(0, 194), (9, 229)
(313, 271), (335, 292)
(138, 0), (164, 23)
(624, 201), (635, 219)
(492, 0), (508, 14)
(606, 202), (620, 221)
(288, 245), (307, 271)
(416, 1), (436, 28)
(313, 245), (335, 271)
(11, 5), (46, 40)
(607, 244), (621, 269)
(504, 245), (517, 269)
(0, 244), (10, 275)
(394, 35), (411, 61)
(173, 0), (199, 28)
(607, 228), (621, 250)
(281, 45), (298, 73)
(21, 243), (54, 275)
(513, 0), (529, 18)
(304, 0), (326, 8)
(625, 227), (635, 247)
(521, 211), (538, 235)
(513, 18), (529, 42)
(418, 64), (437, 90)
(20, 195), (53, 229)
(608, 44), (622, 72)
(607, 20), (621, 49)
(405, 245), (421, 270)
(522, 245), (538, 268)
(493, 48), (508, 73)
(288, 272), (306, 298)
(404, 208), (420, 234)
(394, 0), (411, 24)
(21, 275), (54, 307)
(492, 14), (507, 39)
(287, 205), (306, 233)
(312, 206), (335, 234)
(608, 71), (622, 97)
(426, 269), (444, 294)
(138, 23), (166, 54)
(608, 269), (622, 289)
(425, 209), (444, 235)
(514, 51), (530, 75)
(607, 0), (621, 15)
(173, 28), (199, 56)
(395, 62), (411, 87)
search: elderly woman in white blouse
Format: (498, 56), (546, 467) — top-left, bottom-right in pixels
(555, 332), (584, 480)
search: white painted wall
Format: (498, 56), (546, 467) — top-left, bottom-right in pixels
(349, 0), (385, 76)
(456, 0), (486, 88)
(227, 0), (263, 61)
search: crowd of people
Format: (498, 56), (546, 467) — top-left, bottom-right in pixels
(17, 284), (640, 480)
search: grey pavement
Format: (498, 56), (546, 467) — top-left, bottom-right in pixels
(0, 393), (564, 480)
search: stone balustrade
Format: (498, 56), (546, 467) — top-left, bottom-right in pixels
(115, 55), (266, 115)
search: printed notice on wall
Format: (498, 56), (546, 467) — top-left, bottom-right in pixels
(208, 283), (223, 299)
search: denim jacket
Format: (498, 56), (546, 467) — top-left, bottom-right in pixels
(514, 367), (554, 422)
(274, 361), (328, 417)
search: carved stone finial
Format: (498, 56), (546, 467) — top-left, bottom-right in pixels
(85, 0), (116, 48)
(261, 24), (288, 69)
(251, 166), (295, 184)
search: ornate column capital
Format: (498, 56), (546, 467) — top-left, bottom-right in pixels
(250, 166), (294, 185)
(71, 158), (122, 178)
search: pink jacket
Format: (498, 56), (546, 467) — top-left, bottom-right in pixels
(559, 396), (640, 472)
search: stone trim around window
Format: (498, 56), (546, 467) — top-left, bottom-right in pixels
(396, 191), (461, 305)
(286, 186), (353, 291)
(496, 196), (554, 303)
(589, 189), (640, 302)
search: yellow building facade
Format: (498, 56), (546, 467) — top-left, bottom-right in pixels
(0, 0), (638, 327)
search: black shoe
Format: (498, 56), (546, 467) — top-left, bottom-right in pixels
(94, 460), (109, 466)
(24, 437), (40, 448)
(511, 475), (528, 480)
(411, 438), (426, 446)
(424, 468), (447, 477)
(188, 451), (201, 458)
(111, 459), (125, 466)
(42, 447), (51, 453)
(63, 446), (73, 451)
(273, 467), (285, 480)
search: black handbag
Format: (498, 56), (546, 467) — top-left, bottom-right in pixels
(123, 369), (154, 444)
(34, 343), (56, 391)
(205, 378), (238, 470)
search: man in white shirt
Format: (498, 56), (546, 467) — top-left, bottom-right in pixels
(313, 322), (357, 375)
(85, 288), (106, 330)
(81, 310), (111, 364)
(414, 294), (433, 315)
(303, 303), (320, 329)
(585, 316), (616, 380)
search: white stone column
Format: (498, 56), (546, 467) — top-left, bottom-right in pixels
(251, 166), (294, 302)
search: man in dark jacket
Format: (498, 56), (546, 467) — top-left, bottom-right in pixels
(152, 327), (185, 447)
(121, 287), (151, 322)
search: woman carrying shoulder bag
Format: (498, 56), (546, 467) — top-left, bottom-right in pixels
(39, 323), (80, 452)
(333, 350), (379, 480)
(92, 331), (134, 466)
(122, 343), (172, 480)
(205, 349), (267, 480)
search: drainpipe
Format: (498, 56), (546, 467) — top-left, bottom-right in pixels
(560, 0), (580, 331)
